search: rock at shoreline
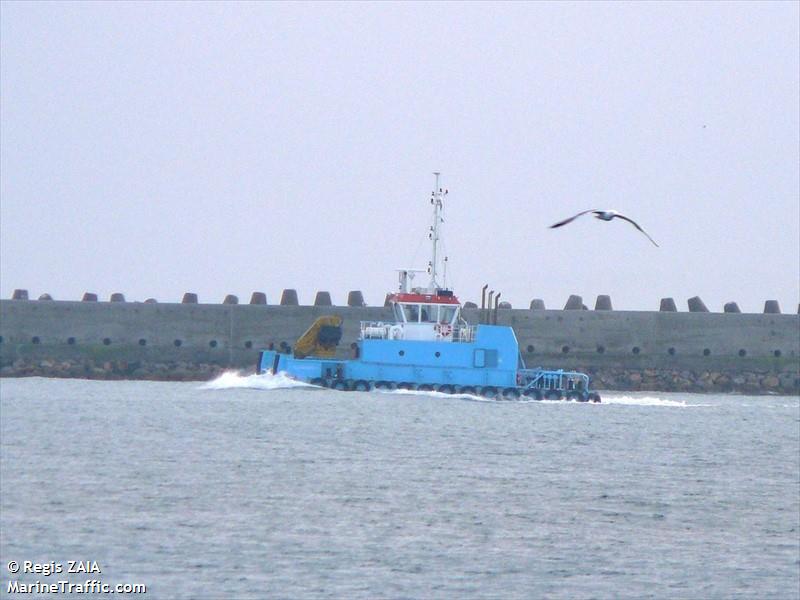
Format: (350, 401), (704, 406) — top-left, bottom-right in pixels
(0, 357), (797, 394)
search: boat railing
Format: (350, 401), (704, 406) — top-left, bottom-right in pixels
(360, 321), (476, 342)
(520, 368), (590, 391)
(454, 325), (476, 342)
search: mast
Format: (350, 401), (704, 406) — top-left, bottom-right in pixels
(428, 172), (447, 290)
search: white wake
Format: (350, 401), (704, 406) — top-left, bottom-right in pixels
(201, 374), (701, 407)
(598, 395), (694, 407)
(379, 389), (705, 407)
(200, 370), (318, 391)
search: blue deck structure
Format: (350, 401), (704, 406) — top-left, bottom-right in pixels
(256, 174), (600, 402)
(257, 322), (598, 400)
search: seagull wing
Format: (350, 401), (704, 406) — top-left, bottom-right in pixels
(614, 214), (659, 247)
(549, 209), (598, 229)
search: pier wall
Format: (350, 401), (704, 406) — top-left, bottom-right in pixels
(1, 298), (798, 393)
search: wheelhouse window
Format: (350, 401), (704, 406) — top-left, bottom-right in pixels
(399, 302), (457, 324)
(439, 306), (457, 324)
(403, 304), (419, 322)
(393, 303), (405, 322)
(420, 304), (435, 323)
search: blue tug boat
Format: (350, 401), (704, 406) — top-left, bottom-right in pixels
(257, 174), (600, 402)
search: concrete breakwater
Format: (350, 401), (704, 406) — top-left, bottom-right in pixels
(1, 295), (798, 394)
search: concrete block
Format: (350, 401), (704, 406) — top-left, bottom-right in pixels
(110, 293), (126, 302)
(223, 294), (238, 305)
(529, 299), (546, 310)
(38, 293), (53, 301)
(723, 302), (741, 313)
(763, 300), (781, 314)
(564, 295), (583, 310)
(687, 296), (708, 312)
(347, 290), (365, 307)
(182, 293), (198, 304)
(660, 297), (677, 312)
(498, 301), (512, 309)
(463, 301), (478, 309)
(12, 289), (28, 300)
(314, 291), (332, 306)
(595, 295), (613, 310)
(249, 292), (267, 305)
(82, 293), (98, 302)
(280, 289), (299, 306)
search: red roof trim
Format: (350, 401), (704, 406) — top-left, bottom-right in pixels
(388, 293), (461, 305)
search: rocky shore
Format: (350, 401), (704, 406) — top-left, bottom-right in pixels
(585, 367), (799, 395)
(0, 358), (226, 382)
(1, 357), (798, 395)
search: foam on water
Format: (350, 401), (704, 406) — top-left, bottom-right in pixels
(201, 370), (318, 391)
(378, 387), (490, 402)
(598, 394), (694, 407)
(203, 375), (702, 407)
(379, 389), (697, 407)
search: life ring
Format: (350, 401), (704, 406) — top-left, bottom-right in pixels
(435, 323), (453, 337)
(388, 325), (403, 340)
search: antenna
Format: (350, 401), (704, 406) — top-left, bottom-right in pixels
(428, 172), (447, 290)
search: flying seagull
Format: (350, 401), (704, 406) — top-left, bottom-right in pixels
(549, 209), (659, 247)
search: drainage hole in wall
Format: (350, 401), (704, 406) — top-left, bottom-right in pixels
(209, 340), (218, 348)
(774, 349), (782, 358)
(245, 340), (253, 349)
(138, 338), (147, 346)
(597, 345), (605, 354)
(32, 336), (40, 344)
(526, 345), (534, 353)
(668, 347), (676, 355)
(103, 338), (111, 346)
(632, 346), (640, 354)
(703, 348), (711, 356)
(561, 345), (569, 354)
(67, 337), (76, 345)
(174, 339), (182, 347)
(738, 349), (746, 357)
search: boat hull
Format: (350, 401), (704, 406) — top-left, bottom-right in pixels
(256, 325), (600, 401)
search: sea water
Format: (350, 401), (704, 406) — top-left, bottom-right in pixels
(1, 375), (798, 599)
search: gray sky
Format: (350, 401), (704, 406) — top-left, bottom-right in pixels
(2, 1), (798, 312)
